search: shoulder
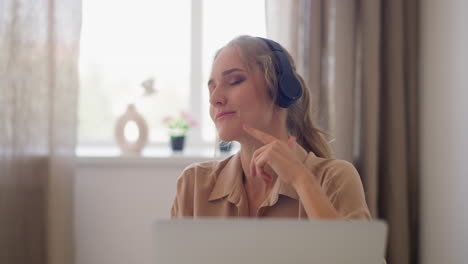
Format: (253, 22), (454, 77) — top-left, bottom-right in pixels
(172, 153), (240, 217)
(303, 153), (362, 189)
(303, 152), (371, 219)
(304, 153), (357, 176)
(175, 154), (235, 188)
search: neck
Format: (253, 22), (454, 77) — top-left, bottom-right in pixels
(238, 124), (289, 199)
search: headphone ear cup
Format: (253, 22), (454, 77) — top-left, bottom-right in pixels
(256, 37), (303, 108)
(276, 73), (303, 108)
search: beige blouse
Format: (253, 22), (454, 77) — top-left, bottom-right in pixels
(171, 148), (371, 219)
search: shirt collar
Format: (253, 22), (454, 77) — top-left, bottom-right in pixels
(208, 152), (243, 203)
(208, 145), (314, 205)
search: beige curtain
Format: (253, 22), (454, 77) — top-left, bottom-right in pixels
(266, 0), (420, 264)
(0, 1), (81, 264)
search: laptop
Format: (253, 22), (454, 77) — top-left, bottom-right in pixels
(153, 218), (387, 264)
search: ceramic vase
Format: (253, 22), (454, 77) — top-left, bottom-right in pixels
(115, 104), (149, 155)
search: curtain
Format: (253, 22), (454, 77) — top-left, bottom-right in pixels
(0, 1), (81, 264)
(266, 1), (420, 264)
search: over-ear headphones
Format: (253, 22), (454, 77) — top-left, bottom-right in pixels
(257, 37), (302, 108)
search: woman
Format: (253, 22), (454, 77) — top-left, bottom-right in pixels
(171, 35), (371, 219)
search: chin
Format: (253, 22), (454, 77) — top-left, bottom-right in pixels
(218, 133), (236, 142)
(217, 127), (240, 142)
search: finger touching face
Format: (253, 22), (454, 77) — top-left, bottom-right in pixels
(242, 123), (277, 144)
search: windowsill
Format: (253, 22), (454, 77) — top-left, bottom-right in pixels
(76, 145), (236, 167)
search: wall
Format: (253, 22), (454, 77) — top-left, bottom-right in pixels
(419, 0), (468, 263)
(75, 156), (210, 264)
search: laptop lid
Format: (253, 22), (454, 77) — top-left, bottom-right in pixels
(153, 218), (387, 264)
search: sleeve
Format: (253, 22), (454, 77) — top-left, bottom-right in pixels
(324, 160), (372, 219)
(170, 168), (195, 218)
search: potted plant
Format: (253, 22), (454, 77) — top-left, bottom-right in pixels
(162, 111), (197, 151)
(219, 140), (232, 153)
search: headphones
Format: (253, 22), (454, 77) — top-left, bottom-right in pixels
(257, 37), (303, 108)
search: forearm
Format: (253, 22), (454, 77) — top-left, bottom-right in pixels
(293, 168), (339, 219)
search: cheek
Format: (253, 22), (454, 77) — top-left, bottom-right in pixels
(237, 90), (266, 114)
(237, 88), (258, 107)
(209, 106), (215, 121)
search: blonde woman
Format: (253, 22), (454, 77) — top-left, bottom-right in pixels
(171, 35), (371, 219)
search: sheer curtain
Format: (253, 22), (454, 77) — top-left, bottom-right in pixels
(0, 1), (81, 264)
(266, 1), (420, 264)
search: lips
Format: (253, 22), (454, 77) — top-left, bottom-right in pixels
(216, 111), (236, 120)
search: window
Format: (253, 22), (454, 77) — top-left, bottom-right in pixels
(78, 0), (266, 153)
(200, 0), (267, 141)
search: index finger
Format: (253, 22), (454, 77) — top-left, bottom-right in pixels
(242, 124), (278, 144)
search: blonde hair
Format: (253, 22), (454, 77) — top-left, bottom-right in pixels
(214, 35), (333, 158)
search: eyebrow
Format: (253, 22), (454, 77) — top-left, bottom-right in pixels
(207, 68), (245, 87)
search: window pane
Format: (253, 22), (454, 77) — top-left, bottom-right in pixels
(79, 0), (191, 144)
(201, 0), (267, 142)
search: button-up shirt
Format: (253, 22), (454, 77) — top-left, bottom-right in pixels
(171, 149), (371, 219)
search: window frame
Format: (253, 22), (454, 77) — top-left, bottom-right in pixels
(77, 0), (209, 152)
(77, 0), (263, 154)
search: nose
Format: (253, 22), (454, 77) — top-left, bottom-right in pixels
(209, 88), (227, 106)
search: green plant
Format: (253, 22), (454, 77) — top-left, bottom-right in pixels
(162, 111), (197, 137)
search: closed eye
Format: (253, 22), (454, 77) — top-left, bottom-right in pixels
(229, 78), (245, 86)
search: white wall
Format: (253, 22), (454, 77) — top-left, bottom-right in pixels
(74, 157), (208, 264)
(419, 0), (468, 263)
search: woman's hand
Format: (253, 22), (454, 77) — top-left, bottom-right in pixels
(243, 124), (339, 219)
(243, 124), (310, 188)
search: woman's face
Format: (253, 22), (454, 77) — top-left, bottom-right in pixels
(208, 46), (275, 142)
